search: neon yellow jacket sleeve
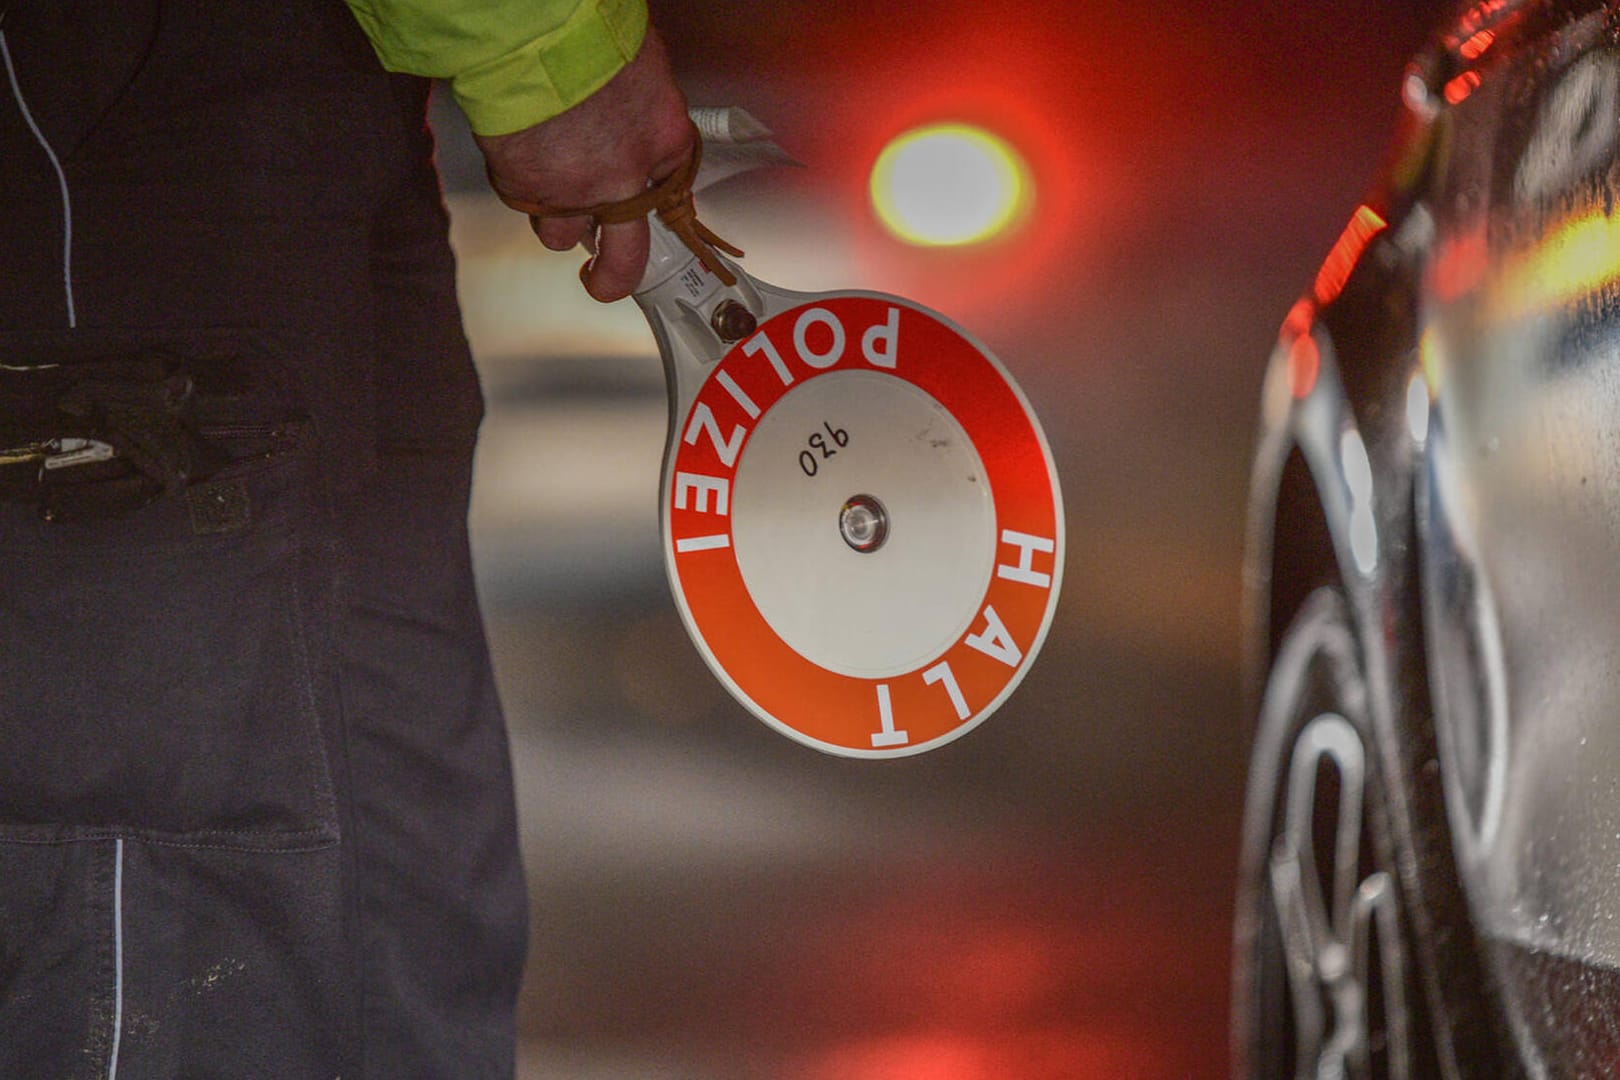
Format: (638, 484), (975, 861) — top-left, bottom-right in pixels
(345, 0), (648, 136)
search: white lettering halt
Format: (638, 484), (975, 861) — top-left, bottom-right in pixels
(922, 661), (970, 720)
(964, 605), (1023, 667)
(870, 683), (909, 748)
(996, 529), (1055, 588)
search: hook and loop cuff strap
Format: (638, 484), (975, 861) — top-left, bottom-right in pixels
(492, 122), (743, 287)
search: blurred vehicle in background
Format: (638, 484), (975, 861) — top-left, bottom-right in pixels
(1233, 0), (1620, 1075)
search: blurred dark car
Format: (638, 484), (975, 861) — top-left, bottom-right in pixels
(1232, 0), (1620, 1075)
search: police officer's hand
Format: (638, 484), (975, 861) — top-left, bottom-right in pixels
(473, 27), (692, 303)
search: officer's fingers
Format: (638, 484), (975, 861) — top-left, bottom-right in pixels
(532, 213), (591, 252)
(580, 217), (651, 303)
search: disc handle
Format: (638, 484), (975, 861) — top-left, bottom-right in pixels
(635, 216), (814, 418)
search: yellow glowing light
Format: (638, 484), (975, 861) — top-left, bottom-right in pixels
(870, 123), (1031, 246)
(1496, 207), (1620, 320)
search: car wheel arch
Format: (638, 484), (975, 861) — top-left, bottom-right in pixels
(1237, 314), (1519, 1077)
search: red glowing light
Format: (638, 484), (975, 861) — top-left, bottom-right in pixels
(786, 9), (1122, 320)
(1313, 205), (1387, 306)
(788, 1030), (1171, 1080)
(1282, 297), (1315, 338)
(1445, 0), (1513, 49)
(850, 86), (1101, 316)
(1430, 227), (1489, 302)
(1288, 332), (1320, 401)
(1459, 28), (1496, 60)
(1281, 297), (1318, 400)
(1444, 70), (1483, 105)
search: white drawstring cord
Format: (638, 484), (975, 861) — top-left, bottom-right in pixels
(108, 838), (125, 1079)
(1, 26), (77, 328)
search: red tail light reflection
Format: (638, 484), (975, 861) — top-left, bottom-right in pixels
(1313, 205), (1388, 306)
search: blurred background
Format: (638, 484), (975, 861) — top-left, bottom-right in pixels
(429, 3), (1446, 1076)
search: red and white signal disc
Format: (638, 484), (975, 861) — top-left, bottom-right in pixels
(661, 294), (1063, 757)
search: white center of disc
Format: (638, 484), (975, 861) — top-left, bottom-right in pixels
(730, 370), (996, 678)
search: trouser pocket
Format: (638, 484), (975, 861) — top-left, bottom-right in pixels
(0, 424), (338, 847)
(0, 357), (354, 1074)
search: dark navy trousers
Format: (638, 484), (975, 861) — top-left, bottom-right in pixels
(0, 2), (528, 1075)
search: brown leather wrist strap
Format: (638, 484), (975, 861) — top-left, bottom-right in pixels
(492, 121), (743, 287)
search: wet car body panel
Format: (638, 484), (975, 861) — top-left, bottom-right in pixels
(1243, 0), (1620, 1072)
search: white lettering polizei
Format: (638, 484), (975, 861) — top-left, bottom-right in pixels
(715, 370), (761, 419)
(793, 308), (846, 369)
(743, 330), (794, 386)
(675, 534), (730, 553)
(861, 306), (899, 369)
(996, 529), (1055, 588)
(674, 472), (730, 515)
(683, 402), (747, 467)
